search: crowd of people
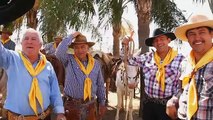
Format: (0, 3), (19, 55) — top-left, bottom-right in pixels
(0, 0), (212, 120)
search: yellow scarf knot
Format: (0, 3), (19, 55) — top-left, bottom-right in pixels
(186, 47), (213, 120)
(19, 51), (47, 115)
(53, 42), (57, 49)
(154, 48), (178, 91)
(1, 38), (10, 44)
(74, 54), (95, 100)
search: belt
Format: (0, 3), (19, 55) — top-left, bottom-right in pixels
(64, 95), (95, 105)
(144, 93), (172, 105)
(7, 107), (51, 120)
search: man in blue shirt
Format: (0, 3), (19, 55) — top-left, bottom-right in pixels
(56, 32), (106, 120)
(0, 28), (16, 50)
(0, 28), (66, 120)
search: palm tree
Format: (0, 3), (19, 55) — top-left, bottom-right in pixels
(209, 0), (213, 13)
(4, 0), (97, 43)
(132, 0), (187, 53)
(97, 0), (133, 57)
(39, 0), (98, 43)
(193, 0), (213, 13)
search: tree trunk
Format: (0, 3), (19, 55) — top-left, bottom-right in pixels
(26, 0), (40, 29)
(135, 0), (152, 118)
(137, 0), (152, 53)
(112, 24), (122, 58)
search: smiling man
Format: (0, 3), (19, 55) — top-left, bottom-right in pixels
(166, 13), (213, 120)
(122, 28), (185, 120)
(56, 32), (106, 120)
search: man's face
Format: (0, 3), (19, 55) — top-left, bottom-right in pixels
(152, 35), (171, 52)
(73, 43), (89, 60)
(21, 31), (42, 57)
(186, 27), (213, 54)
(1, 32), (10, 40)
(54, 38), (62, 44)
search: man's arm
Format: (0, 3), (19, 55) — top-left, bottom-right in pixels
(0, 42), (13, 69)
(56, 32), (81, 65)
(55, 35), (72, 65)
(96, 66), (106, 106)
(49, 64), (64, 114)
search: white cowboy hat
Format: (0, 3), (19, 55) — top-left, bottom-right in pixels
(175, 14), (213, 41)
(0, 0), (35, 25)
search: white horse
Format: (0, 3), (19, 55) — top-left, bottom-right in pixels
(115, 62), (140, 120)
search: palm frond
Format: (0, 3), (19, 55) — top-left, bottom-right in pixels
(152, 0), (187, 31)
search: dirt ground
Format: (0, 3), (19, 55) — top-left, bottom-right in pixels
(102, 91), (142, 120)
(0, 91), (142, 120)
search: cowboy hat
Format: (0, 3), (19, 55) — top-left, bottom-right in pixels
(0, 28), (12, 35)
(145, 28), (176, 46)
(0, 0), (35, 25)
(69, 34), (95, 48)
(175, 14), (213, 41)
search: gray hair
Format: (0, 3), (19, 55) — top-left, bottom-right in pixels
(21, 28), (43, 44)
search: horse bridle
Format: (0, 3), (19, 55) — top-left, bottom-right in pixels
(119, 66), (140, 86)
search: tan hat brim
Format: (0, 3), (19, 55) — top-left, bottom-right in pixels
(69, 42), (95, 48)
(175, 20), (213, 41)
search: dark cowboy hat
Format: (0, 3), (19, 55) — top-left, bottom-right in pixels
(0, 28), (12, 35)
(145, 28), (176, 46)
(69, 34), (95, 48)
(0, 0), (35, 25)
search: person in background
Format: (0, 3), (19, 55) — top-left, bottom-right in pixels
(0, 28), (66, 120)
(122, 28), (185, 120)
(0, 28), (16, 50)
(43, 36), (63, 55)
(56, 32), (106, 120)
(166, 13), (213, 120)
(0, 28), (16, 119)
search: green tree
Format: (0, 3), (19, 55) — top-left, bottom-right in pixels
(97, 0), (133, 57)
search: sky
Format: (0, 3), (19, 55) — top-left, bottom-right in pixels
(10, 0), (213, 54)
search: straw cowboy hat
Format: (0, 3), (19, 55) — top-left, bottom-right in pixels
(175, 14), (213, 41)
(145, 28), (176, 46)
(0, 0), (35, 25)
(0, 28), (13, 35)
(69, 34), (95, 48)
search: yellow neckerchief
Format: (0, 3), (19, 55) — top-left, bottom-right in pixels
(73, 53), (95, 100)
(53, 42), (57, 49)
(154, 48), (178, 91)
(1, 38), (10, 44)
(19, 51), (47, 115)
(187, 47), (213, 120)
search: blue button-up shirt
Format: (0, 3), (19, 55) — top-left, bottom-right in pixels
(0, 43), (64, 115)
(56, 35), (106, 105)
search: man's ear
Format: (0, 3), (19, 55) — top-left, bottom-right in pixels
(167, 38), (171, 43)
